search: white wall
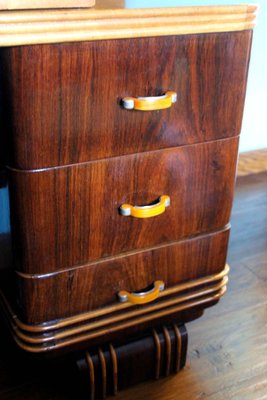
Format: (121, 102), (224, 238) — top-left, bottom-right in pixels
(239, 1), (267, 152)
(126, 0), (257, 6)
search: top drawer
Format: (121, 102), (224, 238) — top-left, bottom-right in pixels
(1, 31), (252, 169)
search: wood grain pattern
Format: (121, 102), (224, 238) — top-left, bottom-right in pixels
(0, 265), (228, 336)
(173, 323), (182, 373)
(0, 172), (265, 399)
(0, 4), (257, 46)
(9, 138), (238, 274)
(77, 324), (187, 399)
(1, 31), (251, 169)
(238, 148), (267, 176)
(86, 352), (95, 400)
(109, 344), (118, 396)
(2, 280), (226, 352)
(163, 326), (172, 376)
(12, 280), (227, 345)
(0, 6), (257, 393)
(114, 172), (267, 400)
(0, 0), (95, 10)
(14, 229), (229, 324)
(98, 347), (107, 399)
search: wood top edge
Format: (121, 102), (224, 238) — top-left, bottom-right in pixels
(0, 4), (258, 46)
(0, 4), (258, 22)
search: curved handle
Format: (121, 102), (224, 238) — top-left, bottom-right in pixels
(120, 195), (170, 219)
(122, 91), (177, 111)
(118, 281), (165, 305)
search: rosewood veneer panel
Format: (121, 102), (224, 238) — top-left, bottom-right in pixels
(1, 31), (251, 169)
(9, 138), (238, 274)
(16, 228), (229, 324)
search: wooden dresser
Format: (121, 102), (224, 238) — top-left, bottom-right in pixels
(0, 1), (257, 397)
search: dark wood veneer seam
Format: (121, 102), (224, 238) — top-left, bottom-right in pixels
(7, 135), (240, 173)
(15, 224), (230, 280)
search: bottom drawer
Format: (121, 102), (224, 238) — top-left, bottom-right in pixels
(16, 227), (230, 325)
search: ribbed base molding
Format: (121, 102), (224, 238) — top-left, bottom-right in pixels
(0, 265), (229, 354)
(77, 324), (188, 400)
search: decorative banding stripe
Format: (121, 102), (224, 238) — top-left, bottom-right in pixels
(109, 344), (118, 396)
(0, 5), (257, 46)
(15, 237), (229, 277)
(4, 264), (230, 334)
(85, 352), (95, 400)
(152, 329), (161, 380)
(7, 277), (228, 345)
(163, 326), (172, 377)
(98, 347), (107, 400)
(173, 324), (182, 373)
(9, 287), (227, 353)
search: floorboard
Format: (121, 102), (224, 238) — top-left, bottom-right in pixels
(238, 149), (267, 176)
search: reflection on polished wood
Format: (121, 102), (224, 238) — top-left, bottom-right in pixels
(1, 33), (251, 170)
(0, 173), (265, 399)
(0, 265), (229, 353)
(0, 0), (259, 397)
(9, 140), (237, 277)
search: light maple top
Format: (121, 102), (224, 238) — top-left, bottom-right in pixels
(0, 0), (258, 46)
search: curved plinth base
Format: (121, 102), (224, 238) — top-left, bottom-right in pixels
(77, 324), (188, 400)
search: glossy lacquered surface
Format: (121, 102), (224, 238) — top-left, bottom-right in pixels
(0, 172), (265, 399)
(1, 31), (251, 169)
(16, 228), (229, 324)
(0, 25), (254, 361)
(9, 138), (238, 274)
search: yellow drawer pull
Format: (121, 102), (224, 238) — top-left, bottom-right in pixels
(120, 195), (170, 219)
(118, 281), (165, 305)
(122, 91), (177, 111)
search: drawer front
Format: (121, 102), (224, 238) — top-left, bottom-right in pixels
(2, 31), (251, 169)
(10, 137), (238, 274)
(17, 228), (229, 325)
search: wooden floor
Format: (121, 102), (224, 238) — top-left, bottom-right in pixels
(0, 171), (267, 400)
(238, 148), (267, 176)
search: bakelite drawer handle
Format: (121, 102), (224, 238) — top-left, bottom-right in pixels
(120, 195), (170, 219)
(122, 91), (177, 111)
(118, 281), (165, 305)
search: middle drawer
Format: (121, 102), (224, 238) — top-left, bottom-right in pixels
(9, 137), (238, 274)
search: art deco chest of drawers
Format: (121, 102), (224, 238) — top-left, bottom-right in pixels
(0, 1), (257, 397)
